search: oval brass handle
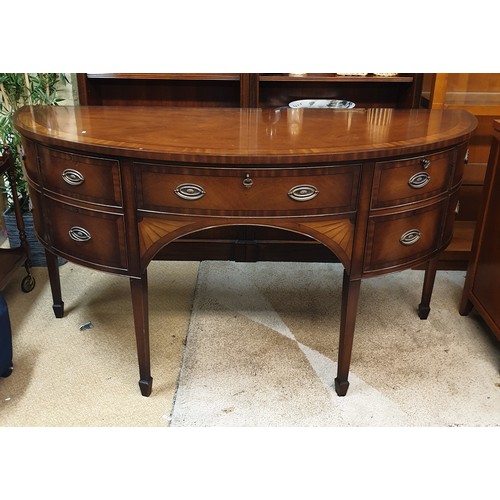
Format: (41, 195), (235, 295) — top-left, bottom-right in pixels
(243, 174), (253, 188)
(408, 172), (431, 189)
(400, 229), (421, 246)
(174, 183), (206, 200)
(420, 159), (431, 169)
(68, 226), (92, 242)
(62, 168), (85, 186)
(288, 184), (319, 202)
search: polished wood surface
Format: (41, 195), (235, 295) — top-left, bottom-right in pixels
(14, 105), (477, 397)
(460, 119), (500, 339)
(15, 106), (476, 162)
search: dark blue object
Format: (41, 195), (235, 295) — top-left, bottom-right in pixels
(0, 293), (13, 377)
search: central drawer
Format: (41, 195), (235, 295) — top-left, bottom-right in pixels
(135, 163), (361, 216)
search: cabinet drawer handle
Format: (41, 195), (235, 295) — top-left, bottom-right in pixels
(408, 172), (431, 189)
(243, 174), (253, 188)
(288, 184), (319, 202)
(400, 229), (421, 246)
(420, 159), (431, 169)
(62, 169), (85, 186)
(68, 226), (92, 242)
(174, 183), (206, 200)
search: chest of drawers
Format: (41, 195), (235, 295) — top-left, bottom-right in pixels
(14, 106), (477, 397)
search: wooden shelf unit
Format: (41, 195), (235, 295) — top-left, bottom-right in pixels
(256, 73), (422, 109)
(77, 73), (423, 109)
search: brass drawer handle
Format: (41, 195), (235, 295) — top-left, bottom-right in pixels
(243, 174), (253, 188)
(68, 226), (92, 242)
(400, 229), (421, 246)
(288, 184), (319, 202)
(62, 168), (85, 186)
(174, 183), (206, 200)
(420, 158), (431, 169)
(408, 172), (431, 189)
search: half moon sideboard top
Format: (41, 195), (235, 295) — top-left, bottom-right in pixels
(14, 106), (477, 164)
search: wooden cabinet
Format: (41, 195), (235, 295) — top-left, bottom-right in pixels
(422, 73), (500, 269)
(14, 105), (476, 396)
(77, 73), (423, 109)
(459, 119), (500, 340)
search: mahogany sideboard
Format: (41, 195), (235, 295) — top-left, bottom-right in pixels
(14, 106), (477, 397)
(459, 119), (500, 340)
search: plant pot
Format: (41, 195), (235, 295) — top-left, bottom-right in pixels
(3, 208), (65, 267)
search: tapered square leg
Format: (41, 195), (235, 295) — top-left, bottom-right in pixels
(335, 271), (361, 397)
(45, 249), (64, 318)
(130, 272), (153, 397)
(418, 256), (439, 320)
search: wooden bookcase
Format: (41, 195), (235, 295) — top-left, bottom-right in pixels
(77, 73), (423, 109)
(422, 73), (500, 269)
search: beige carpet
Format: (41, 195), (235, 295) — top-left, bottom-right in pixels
(1, 259), (499, 427)
(170, 261), (500, 426)
(0, 260), (199, 426)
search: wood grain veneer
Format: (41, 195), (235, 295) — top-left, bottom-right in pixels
(14, 105), (477, 397)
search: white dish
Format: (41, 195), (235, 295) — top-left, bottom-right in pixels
(288, 99), (355, 109)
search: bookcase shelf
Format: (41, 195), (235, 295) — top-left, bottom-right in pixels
(77, 73), (423, 109)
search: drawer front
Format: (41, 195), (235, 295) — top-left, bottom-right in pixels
(136, 164), (360, 216)
(28, 186), (49, 245)
(452, 143), (469, 188)
(371, 149), (454, 209)
(364, 200), (447, 272)
(38, 146), (122, 206)
(45, 198), (127, 270)
(21, 138), (39, 184)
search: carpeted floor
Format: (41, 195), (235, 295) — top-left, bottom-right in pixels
(170, 262), (500, 426)
(0, 261), (199, 426)
(1, 259), (499, 427)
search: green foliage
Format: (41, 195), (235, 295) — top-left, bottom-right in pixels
(0, 73), (68, 210)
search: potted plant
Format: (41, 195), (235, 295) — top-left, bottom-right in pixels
(0, 73), (69, 265)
